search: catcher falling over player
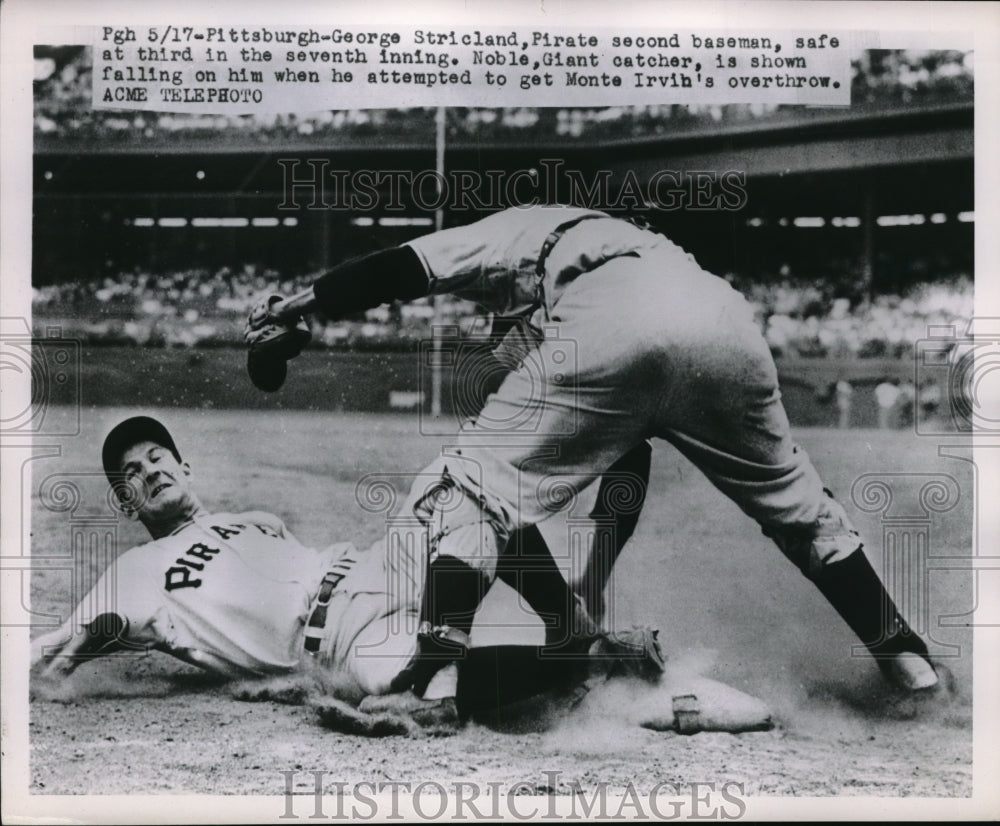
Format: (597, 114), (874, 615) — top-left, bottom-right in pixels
(31, 415), (766, 735)
(244, 204), (952, 718)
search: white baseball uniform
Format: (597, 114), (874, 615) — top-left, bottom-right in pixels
(68, 510), (424, 700)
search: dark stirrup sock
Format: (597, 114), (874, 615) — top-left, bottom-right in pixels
(422, 554), (490, 638)
(457, 644), (590, 721)
(404, 554), (492, 696)
(812, 549), (930, 663)
(579, 441), (652, 619)
(496, 525), (597, 649)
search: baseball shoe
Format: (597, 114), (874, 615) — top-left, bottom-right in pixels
(880, 652), (956, 696)
(568, 626), (667, 709)
(879, 655), (958, 720)
(358, 691), (461, 736)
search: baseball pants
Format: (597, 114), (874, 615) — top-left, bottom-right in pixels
(426, 245), (862, 581)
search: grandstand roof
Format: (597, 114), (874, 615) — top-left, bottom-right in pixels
(34, 101), (972, 217)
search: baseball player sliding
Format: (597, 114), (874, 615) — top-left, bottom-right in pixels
(244, 204), (952, 717)
(32, 416), (768, 735)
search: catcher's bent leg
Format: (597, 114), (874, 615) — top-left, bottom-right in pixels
(645, 301), (941, 693)
(460, 627), (666, 721)
(763, 492), (939, 692)
(388, 482), (502, 699)
(391, 470), (633, 700)
(363, 628), (666, 731)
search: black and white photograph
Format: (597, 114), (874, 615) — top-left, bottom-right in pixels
(2, 0), (998, 821)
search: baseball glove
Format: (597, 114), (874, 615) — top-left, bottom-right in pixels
(244, 294), (311, 392)
(590, 625), (667, 683)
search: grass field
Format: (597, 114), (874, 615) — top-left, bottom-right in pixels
(25, 406), (975, 800)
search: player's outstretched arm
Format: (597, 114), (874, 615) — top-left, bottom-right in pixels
(243, 246), (431, 392)
(30, 612), (130, 680)
(30, 624), (76, 678)
(267, 246), (430, 326)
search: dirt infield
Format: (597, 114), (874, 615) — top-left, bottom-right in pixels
(27, 408), (974, 799)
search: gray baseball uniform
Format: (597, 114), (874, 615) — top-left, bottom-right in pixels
(247, 204), (940, 697)
(403, 206), (855, 576)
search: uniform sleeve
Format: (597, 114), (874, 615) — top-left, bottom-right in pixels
(404, 207), (576, 313)
(404, 220), (499, 296)
(311, 246), (429, 319)
(74, 551), (163, 648)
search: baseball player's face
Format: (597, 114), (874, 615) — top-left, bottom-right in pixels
(118, 440), (198, 528)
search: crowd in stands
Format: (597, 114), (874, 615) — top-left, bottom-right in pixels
(739, 276), (973, 360)
(34, 47), (972, 145)
(31, 264), (481, 349)
(32, 262), (973, 359)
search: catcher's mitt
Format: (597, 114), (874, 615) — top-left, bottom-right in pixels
(590, 625), (667, 684)
(567, 625), (667, 709)
(244, 294), (311, 392)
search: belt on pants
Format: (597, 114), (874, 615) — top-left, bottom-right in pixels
(303, 570), (344, 655)
(533, 214), (656, 318)
(533, 214), (606, 317)
(535, 213), (603, 272)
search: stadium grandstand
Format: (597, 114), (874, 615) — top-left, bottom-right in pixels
(31, 45), (973, 424)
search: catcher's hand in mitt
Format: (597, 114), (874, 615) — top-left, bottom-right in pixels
(590, 625), (668, 684)
(244, 294), (312, 392)
(568, 625), (667, 709)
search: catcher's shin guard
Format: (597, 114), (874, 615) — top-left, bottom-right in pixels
(457, 629), (667, 722)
